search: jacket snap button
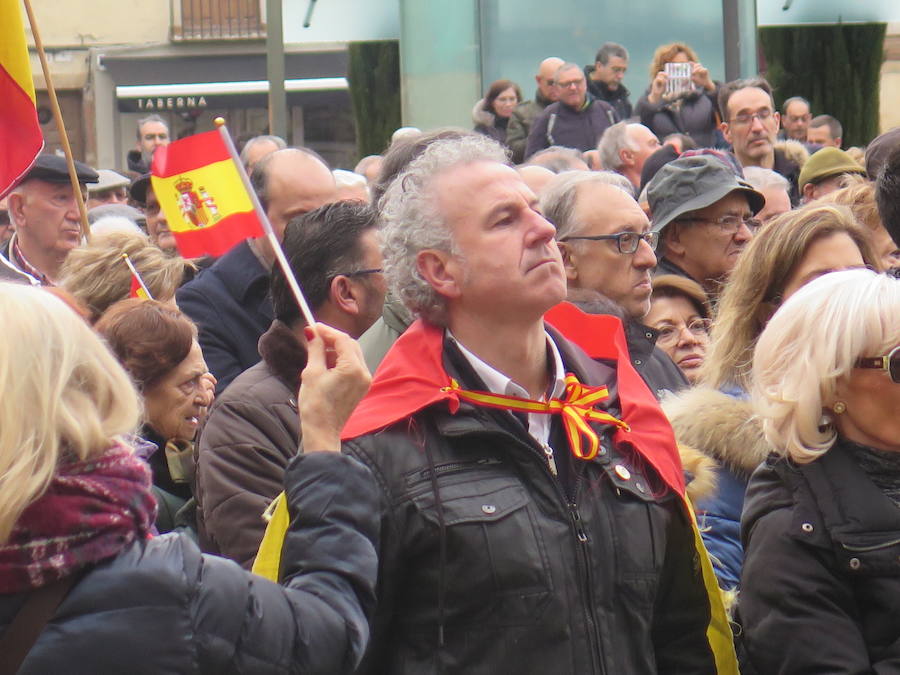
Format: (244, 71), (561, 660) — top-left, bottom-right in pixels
(634, 359), (643, 366)
(614, 465), (631, 480)
(481, 504), (496, 514)
(645, 332), (653, 339)
(801, 523), (814, 533)
(849, 557), (861, 570)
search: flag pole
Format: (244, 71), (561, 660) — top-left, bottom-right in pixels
(121, 253), (153, 299)
(21, 0), (91, 243)
(212, 117), (316, 328)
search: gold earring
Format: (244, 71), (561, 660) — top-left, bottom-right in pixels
(833, 401), (847, 415)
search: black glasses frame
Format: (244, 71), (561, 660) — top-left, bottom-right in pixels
(560, 231), (659, 254)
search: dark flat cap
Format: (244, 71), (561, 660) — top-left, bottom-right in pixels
(647, 155), (765, 233)
(26, 154), (98, 185)
(130, 173), (151, 206)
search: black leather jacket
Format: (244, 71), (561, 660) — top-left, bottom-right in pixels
(740, 439), (900, 674)
(344, 333), (717, 674)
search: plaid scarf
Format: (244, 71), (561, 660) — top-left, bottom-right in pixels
(0, 442), (157, 593)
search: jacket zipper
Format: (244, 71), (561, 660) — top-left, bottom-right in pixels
(841, 536), (900, 552)
(415, 457), (502, 482)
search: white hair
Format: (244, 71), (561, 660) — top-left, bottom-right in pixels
(379, 135), (508, 326)
(742, 166), (790, 193)
(541, 170), (635, 240)
(90, 216), (143, 237)
(751, 269), (900, 464)
(598, 121), (638, 172)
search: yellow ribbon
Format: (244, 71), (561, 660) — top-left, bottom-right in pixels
(443, 373), (630, 461)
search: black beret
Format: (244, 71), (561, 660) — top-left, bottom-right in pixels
(25, 154), (98, 185)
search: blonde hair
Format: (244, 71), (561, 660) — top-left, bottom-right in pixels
(751, 269), (899, 463)
(0, 284), (140, 543)
(817, 176), (886, 272)
(649, 42), (699, 80)
(702, 204), (877, 391)
(59, 230), (192, 322)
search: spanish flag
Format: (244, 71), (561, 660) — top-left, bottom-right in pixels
(0, 0), (43, 198)
(128, 273), (150, 300)
(150, 130), (263, 258)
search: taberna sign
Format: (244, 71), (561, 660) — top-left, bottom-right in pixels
(137, 96), (207, 111)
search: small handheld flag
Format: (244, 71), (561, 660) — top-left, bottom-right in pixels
(122, 253), (152, 300)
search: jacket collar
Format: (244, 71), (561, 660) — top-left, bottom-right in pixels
(215, 239), (273, 313)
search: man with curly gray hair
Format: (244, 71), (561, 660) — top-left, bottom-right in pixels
(329, 134), (733, 673)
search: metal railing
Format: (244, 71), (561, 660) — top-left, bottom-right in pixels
(171, 0), (266, 41)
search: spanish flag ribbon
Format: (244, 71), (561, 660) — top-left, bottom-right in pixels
(443, 373), (630, 461)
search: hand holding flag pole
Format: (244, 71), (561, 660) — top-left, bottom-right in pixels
(212, 117), (316, 328)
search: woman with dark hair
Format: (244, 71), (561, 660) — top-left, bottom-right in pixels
(635, 42), (721, 148)
(0, 283), (378, 673)
(740, 269), (900, 673)
(95, 299), (212, 529)
(472, 79), (522, 146)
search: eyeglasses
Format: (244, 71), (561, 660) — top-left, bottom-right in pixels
(856, 345), (900, 383)
(729, 109), (775, 127)
(654, 318), (711, 347)
(557, 79), (585, 89)
(330, 267), (383, 279)
(673, 214), (760, 234)
(560, 231), (659, 254)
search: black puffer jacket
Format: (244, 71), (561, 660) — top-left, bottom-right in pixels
(739, 438), (900, 673)
(635, 86), (720, 148)
(1, 453), (379, 675)
(344, 332), (719, 674)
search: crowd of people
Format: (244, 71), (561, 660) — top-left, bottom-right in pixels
(1, 37), (900, 674)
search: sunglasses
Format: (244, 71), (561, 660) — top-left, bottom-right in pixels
(856, 345), (900, 383)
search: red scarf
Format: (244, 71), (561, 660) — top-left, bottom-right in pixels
(342, 302), (684, 495)
(0, 442), (157, 593)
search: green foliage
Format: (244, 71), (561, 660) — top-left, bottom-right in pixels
(759, 23), (885, 147)
(347, 40), (401, 160)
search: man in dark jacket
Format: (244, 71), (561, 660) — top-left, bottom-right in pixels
(177, 148), (336, 393)
(584, 42), (633, 120)
(506, 57), (564, 163)
(543, 171), (687, 399)
(127, 114), (170, 174)
(524, 63), (618, 160)
(329, 134), (736, 673)
(194, 201), (385, 568)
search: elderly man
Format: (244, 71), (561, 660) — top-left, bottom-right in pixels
(239, 134), (286, 172)
(4, 154), (97, 285)
(584, 42), (632, 120)
(543, 171), (687, 397)
(598, 121), (661, 191)
(524, 62), (618, 160)
(177, 148), (336, 393)
(333, 134), (732, 673)
(194, 200), (386, 568)
(742, 166), (792, 224)
(86, 169), (130, 209)
(779, 96), (811, 142)
(127, 114), (170, 174)
(798, 146), (866, 204)
(719, 77), (800, 203)
(506, 57), (564, 163)
(648, 155), (764, 299)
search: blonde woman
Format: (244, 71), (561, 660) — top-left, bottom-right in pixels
(663, 204), (877, 589)
(0, 283), (376, 674)
(58, 229), (191, 322)
(740, 269), (900, 673)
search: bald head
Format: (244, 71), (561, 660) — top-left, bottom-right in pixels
(536, 57), (565, 101)
(516, 164), (556, 197)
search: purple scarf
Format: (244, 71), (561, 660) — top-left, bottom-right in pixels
(0, 442), (157, 593)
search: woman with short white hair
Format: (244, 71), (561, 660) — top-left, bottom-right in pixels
(738, 268), (900, 673)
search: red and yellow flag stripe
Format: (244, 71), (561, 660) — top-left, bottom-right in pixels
(0, 0), (43, 198)
(151, 130), (263, 258)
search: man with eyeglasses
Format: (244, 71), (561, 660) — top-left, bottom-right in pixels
(718, 77), (800, 204)
(524, 62), (619, 160)
(779, 96), (812, 142)
(542, 171), (688, 398)
(194, 200), (385, 569)
(506, 57), (565, 163)
(584, 42), (633, 121)
(646, 155), (765, 299)
(128, 114), (171, 175)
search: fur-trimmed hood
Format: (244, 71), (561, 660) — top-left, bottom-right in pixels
(678, 443), (718, 504)
(774, 138), (810, 170)
(472, 98), (496, 127)
(662, 386), (770, 479)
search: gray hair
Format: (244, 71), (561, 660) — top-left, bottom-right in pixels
(598, 121), (637, 172)
(782, 96), (810, 114)
(239, 135), (287, 165)
(555, 62), (583, 81)
(596, 42), (629, 65)
(742, 166), (790, 193)
(526, 146), (588, 173)
(379, 135), (508, 326)
(136, 114), (168, 139)
(541, 171), (634, 240)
